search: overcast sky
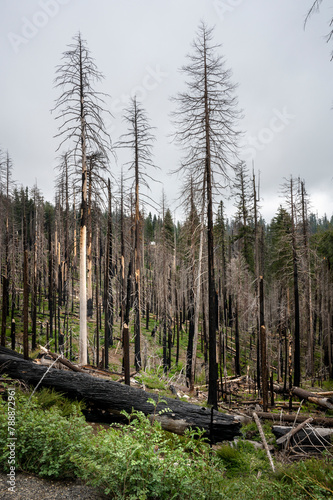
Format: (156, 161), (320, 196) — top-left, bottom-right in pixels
(1, 0), (333, 223)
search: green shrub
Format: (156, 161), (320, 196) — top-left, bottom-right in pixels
(0, 391), (92, 478)
(136, 370), (167, 391)
(241, 420), (275, 442)
(33, 387), (86, 416)
(72, 409), (226, 499)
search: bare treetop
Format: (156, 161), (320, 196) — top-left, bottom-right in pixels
(52, 32), (112, 161)
(171, 22), (242, 192)
(117, 96), (159, 202)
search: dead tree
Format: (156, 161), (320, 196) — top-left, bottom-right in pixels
(104, 178), (113, 368)
(280, 178), (301, 387)
(52, 32), (111, 364)
(117, 97), (157, 371)
(1, 152), (13, 347)
(300, 180), (314, 378)
(172, 22), (241, 408)
(23, 215), (29, 359)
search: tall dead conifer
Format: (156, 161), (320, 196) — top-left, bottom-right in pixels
(53, 33), (111, 364)
(172, 23), (241, 407)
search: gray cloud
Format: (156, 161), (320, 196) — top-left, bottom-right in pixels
(1, 0), (332, 222)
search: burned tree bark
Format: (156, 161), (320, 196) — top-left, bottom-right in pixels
(23, 216), (29, 360)
(104, 178), (113, 370)
(259, 276), (268, 412)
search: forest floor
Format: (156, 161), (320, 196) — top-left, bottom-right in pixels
(2, 309), (333, 498)
(0, 471), (108, 500)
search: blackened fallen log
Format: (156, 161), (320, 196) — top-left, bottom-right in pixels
(0, 354), (240, 442)
(272, 425), (333, 454)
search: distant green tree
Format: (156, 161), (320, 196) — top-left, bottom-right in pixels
(144, 212), (154, 241)
(163, 208), (174, 252)
(233, 162), (254, 272)
(267, 206), (293, 281)
(316, 227), (333, 266)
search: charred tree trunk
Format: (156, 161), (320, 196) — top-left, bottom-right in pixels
(205, 62), (218, 408)
(234, 302), (241, 376)
(87, 158), (93, 318)
(104, 178), (113, 369)
(23, 216), (29, 360)
(31, 208), (38, 351)
(48, 225), (54, 340)
(1, 218), (9, 346)
(190, 189), (205, 392)
(96, 227), (100, 368)
(260, 276), (268, 412)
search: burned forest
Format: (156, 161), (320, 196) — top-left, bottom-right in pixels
(1, 16), (333, 500)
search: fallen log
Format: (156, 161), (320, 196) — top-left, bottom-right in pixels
(50, 354), (84, 373)
(0, 346), (30, 360)
(291, 387), (333, 410)
(275, 418), (313, 446)
(310, 391), (333, 397)
(0, 353), (240, 442)
(248, 411), (333, 427)
(273, 384), (333, 410)
(272, 425), (333, 454)
(39, 349), (85, 373)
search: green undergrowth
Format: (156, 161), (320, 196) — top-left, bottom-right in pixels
(216, 441), (271, 478)
(136, 370), (168, 391)
(0, 387), (333, 499)
(135, 366), (186, 400)
(0, 389), (90, 478)
(241, 420), (275, 443)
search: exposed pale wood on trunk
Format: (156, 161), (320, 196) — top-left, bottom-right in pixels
(291, 386), (333, 410)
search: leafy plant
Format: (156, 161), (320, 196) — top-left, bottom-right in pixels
(0, 391), (92, 478)
(72, 407), (226, 499)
